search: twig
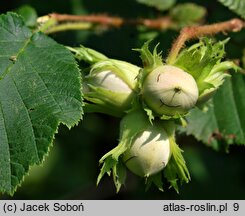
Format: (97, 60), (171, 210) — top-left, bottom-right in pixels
(38, 13), (174, 34)
(49, 13), (172, 29)
(39, 14), (245, 64)
(49, 13), (124, 27)
(136, 17), (172, 29)
(167, 18), (245, 64)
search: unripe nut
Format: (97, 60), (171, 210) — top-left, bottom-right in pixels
(123, 127), (171, 177)
(142, 65), (199, 116)
(89, 70), (132, 93)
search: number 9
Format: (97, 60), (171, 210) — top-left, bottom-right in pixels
(233, 203), (239, 211)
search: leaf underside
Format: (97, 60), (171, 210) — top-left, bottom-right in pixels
(0, 13), (83, 194)
(218, 0), (245, 19)
(185, 74), (245, 150)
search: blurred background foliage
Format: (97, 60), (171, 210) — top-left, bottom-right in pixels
(1, 0), (245, 199)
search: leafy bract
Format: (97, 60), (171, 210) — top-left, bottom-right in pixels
(218, 0), (245, 19)
(97, 109), (150, 192)
(98, 108), (190, 193)
(69, 46), (140, 117)
(185, 74), (245, 151)
(174, 38), (228, 87)
(0, 13), (83, 194)
(67, 46), (108, 64)
(164, 136), (190, 193)
(173, 38), (238, 104)
(134, 40), (163, 89)
(146, 133), (190, 193)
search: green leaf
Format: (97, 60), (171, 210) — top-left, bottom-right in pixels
(218, 0), (245, 19)
(185, 74), (245, 150)
(0, 13), (83, 194)
(169, 3), (206, 27)
(15, 5), (38, 27)
(136, 0), (176, 11)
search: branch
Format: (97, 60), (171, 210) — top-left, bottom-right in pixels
(38, 14), (245, 65)
(38, 13), (174, 34)
(49, 13), (124, 27)
(167, 18), (245, 64)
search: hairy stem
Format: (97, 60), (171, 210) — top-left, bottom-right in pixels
(167, 18), (245, 64)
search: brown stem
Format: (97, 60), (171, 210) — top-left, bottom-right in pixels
(47, 13), (173, 30)
(124, 17), (172, 30)
(167, 18), (245, 64)
(49, 13), (124, 27)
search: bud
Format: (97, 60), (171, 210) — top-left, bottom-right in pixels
(142, 65), (199, 117)
(123, 124), (171, 177)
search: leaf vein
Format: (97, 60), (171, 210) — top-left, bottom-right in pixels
(10, 73), (40, 162)
(0, 36), (31, 80)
